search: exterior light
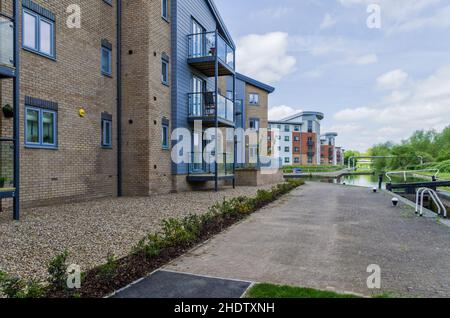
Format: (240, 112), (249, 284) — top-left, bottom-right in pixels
(392, 198), (399, 207)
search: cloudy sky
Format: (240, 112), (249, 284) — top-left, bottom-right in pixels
(215, 0), (450, 152)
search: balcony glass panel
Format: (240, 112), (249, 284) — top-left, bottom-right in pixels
(0, 139), (14, 190)
(0, 16), (14, 68)
(188, 92), (234, 123)
(188, 31), (235, 69)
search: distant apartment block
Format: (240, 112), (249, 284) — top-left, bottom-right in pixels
(268, 112), (324, 166)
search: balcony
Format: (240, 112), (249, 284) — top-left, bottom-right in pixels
(187, 31), (235, 77)
(307, 151), (315, 157)
(0, 13), (15, 78)
(307, 140), (314, 146)
(188, 92), (235, 127)
(187, 152), (234, 182)
(0, 138), (15, 198)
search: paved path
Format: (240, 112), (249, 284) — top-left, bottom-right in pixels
(163, 182), (450, 298)
(284, 169), (351, 179)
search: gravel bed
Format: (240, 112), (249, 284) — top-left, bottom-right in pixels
(0, 185), (274, 281)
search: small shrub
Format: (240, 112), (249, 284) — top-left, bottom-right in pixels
(182, 214), (202, 238)
(0, 271), (44, 298)
(143, 233), (166, 258)
(47, 250), (69, 290)
(162, 218), (196, 246)
(98, 253), (118, 280)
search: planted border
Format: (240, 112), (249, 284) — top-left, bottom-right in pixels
(0, 180), (304, 298)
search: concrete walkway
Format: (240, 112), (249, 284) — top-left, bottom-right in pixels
(162, 182), (450, 298)
(284, 169), (351, 179)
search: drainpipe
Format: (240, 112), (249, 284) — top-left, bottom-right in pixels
(13, 0), (20, 220)
(116, 0), (122, 197)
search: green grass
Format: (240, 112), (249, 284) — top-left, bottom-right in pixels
(245, 283), (361, 299)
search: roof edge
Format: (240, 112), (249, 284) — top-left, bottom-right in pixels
(237, 73), (275, 93)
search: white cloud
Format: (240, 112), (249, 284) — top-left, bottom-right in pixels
(320, 14), (337, 30)
(376, 69), (408, 90)
(268, 105), (300, 121)
(333, 64), (450, 151)
(236, 32), (297, 84)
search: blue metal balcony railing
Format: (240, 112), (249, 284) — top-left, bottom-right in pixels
(188, 152), (234, 176)
(307, 140), (314, 146)
(0, 138), (15, 191)
(188, 92), (234, 123)
(0, 14), (14, 69)
(188, 31), (235, 69)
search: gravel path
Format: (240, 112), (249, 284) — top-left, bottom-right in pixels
(0, 185), (273, 281)
(166, 182), (450, 298)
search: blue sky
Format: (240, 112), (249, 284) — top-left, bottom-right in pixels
(215, 0), (450, 151)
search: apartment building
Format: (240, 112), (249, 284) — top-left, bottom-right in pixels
(0, 0), (276, 219)
(268, 112), (324, 166)
(320, 132), (338, 165)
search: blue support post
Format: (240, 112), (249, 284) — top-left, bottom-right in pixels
(13, 0), (20, 220)
(214, 30), (219, 192)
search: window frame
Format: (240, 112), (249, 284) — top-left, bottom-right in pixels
(101, 46), (112, 77)
(22, 8), (55, 59)
(249, 93), (260, 106)
(284, 136), (290, 142)
(162, 123), (170, 150)
(249, 118), (260, 131)
(161, 0), (169, 21)
(101, 118), (113, 148)
(25, 105), (57, 149)
(284, 157), (290, 164)
(161, 58), (169, 86)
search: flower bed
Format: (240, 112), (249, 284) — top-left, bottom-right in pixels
(0, 180), (304, 298)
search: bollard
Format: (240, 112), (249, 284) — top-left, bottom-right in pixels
(392, 198), (399, 207)
(378, 174), (383, 189)
(432, 176), (437, 182)
(372, 187), (377, 193)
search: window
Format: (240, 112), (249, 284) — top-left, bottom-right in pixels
(308, 120), (313, 133)
(294, 136), (300, 141)
(308, 157), (313, 164)
(162, 123), (169, 149)
(285, 157), (290, 164)
(277, 125), (281, 130)
(294, 157), (300, 164)
(284, 147), (290, 152)
(294, 125), (300, 132)
(162, 59), (169, 85)
(284, 136), (290, 142)
(25, 106), (57, 148)
(294, 147), (300, 153)
(284, 125), (290, 132)
(268, 135), (272, 141)
(268, 124), (271, 130)
(22, 9), (55, 58)
(102, 119), (112, 148)
(101, 46), (112, 76)
(249, 93), (260, 105)
(103, 0), (112, 5)
(161, 0), (169, 20)
(249, 118), (260, 131)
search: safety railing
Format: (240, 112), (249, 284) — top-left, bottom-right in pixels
(415, 187), (447, 218)
(0, 138), (14, 190)
(0, 13), (14, 68)
(187, 31), (235, 69)
(386, 169), (440, 182)
(188, 152), (234, 176)
(188, 92), (234, 123)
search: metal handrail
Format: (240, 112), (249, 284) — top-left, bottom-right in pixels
(415, 187), (447, 218)
(386, 169), (440, 182)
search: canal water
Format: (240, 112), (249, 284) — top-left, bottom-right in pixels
(303, 173), (427, 189)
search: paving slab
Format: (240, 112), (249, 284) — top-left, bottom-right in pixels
(165, 182), (450, 298)
(111, 270), (252, 298)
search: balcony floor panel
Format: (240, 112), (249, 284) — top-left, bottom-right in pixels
(187, 57), (234, 77)
(187, 174), (235, 183)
